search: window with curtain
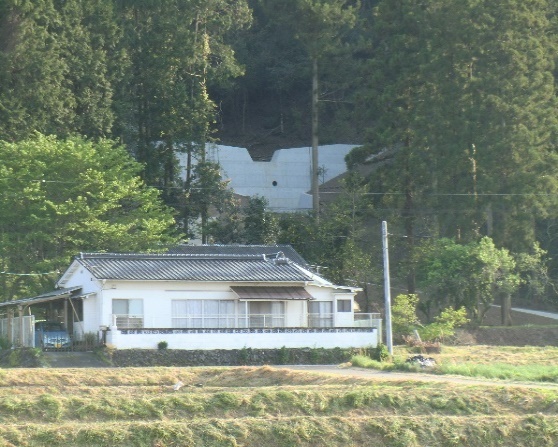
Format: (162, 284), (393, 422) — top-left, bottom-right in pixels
(308, 301), (333, 327)
(247, 301), (285, 328)
(112, 299), (144, 328)
(172, 300), (236, 328)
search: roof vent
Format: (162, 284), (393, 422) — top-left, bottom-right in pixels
(274, 251), (290, 265)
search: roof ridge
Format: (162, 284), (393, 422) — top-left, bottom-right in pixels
(78, 252), (274, 260)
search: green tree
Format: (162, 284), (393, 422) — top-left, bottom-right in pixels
(242, 196), (279, 245)
(206, 198), (244, 244)
(391, 294), (421, 340)
(256, 0), (356, 214)
(391, 293), (469, 342)
(0, 134), (179, 300)
(183, 161), (236, 243)
(0, 0), (72, 140)
(417, 307), (469, 343)
(349, 0), (558, 292)
(0, 0), (123, 140)
(514, 243), (555, 307)
(56, 0), (124, 138)
(208, 195), (282, 245)
(414, 237), (520, 324)
(115, 0), (251, 192)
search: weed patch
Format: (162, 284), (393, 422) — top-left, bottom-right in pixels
(352, 345), (558, 383)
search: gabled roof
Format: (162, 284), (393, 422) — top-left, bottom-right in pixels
(166, 244), (310, 267)
(67, 252), (314, 282)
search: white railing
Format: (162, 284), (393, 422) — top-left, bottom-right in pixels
(110, 313), (382, 330)
(308, 313), (334, 327)
(172, 314), (287, 329)
(113, 314), (144, 329)
(354, 313), (382, 328)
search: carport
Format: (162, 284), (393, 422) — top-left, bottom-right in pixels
(0, 287), (85, 348)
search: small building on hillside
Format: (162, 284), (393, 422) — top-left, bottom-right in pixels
(0, 246), (380, 350)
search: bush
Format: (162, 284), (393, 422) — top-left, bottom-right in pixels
(0, 337), (11, 350)
(392, 294), (421, 340)
(277, 346), (291, 364)
(392, 294), (470, 343)
(371, 343), (390, 362)
(157, 341), (168, 350)
(238, 347), (250, 365)
(418, 307), (469, 342)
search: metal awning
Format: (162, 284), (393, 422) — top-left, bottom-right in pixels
(231, 286), (315, 300)
(0, 287), (83, 308)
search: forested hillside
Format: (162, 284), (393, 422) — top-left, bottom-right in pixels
(2, 0), (558, 322)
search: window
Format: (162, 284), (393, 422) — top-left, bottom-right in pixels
(308, 301), (333, 327)
(337, 299), (352, 313)
(112, 299), (143, 328)
(172, 300), (236, 328)
(247, 301), (284, 328)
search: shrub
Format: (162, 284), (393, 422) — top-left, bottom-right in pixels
(157, 341), (168, 350)
(418, 307), (469, 342)
(0, 337), (11, 350)
(392, 294), (421, 339)
(277, 346), (291, 364)
(238, 347), (250, 365)
(371, 343), (390, 362)
(81, 332), (99, 350)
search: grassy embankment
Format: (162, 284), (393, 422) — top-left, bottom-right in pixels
(0, 357), (558, 446)
(352, 345), (558, 383)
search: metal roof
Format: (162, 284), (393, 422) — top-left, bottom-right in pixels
(166, 244), (310, 267)
(231, 286), (315, 300)
(75, 253), (313, 282)
(0, 287), (83, 308)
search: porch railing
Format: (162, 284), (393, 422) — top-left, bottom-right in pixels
(113, 314), (144, 329)
(111, 313), (381, 330)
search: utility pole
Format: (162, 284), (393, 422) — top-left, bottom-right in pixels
(382, 221), (393, 354)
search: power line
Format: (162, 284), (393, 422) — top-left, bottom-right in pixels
(0, 270), (58, 276)
(320, 191), (558, 197)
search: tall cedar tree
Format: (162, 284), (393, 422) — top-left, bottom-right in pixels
(350, 0), (558, 294)
(0, 0), (122, 140)
(114, 0), (250, 240)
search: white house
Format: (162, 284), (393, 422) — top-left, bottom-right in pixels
(0, 246), (380, 350)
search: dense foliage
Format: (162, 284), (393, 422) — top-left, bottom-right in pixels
(0, 134), (178, 299)
(2, 0), (558, 315)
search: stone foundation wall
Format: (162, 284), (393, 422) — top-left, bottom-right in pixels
(110, 346), (370, 367)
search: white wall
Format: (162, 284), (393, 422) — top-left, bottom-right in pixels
(334, 293), (355, 327)
(106, 328), (377, 350)
(56, 262), (103, 335)
(99, 281), (345, 330)
(178, 144), (358, 211)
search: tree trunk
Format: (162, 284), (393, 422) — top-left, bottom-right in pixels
(500, 292), (512, 326)
(403, 145), (415, 294)
(311, 56), (319, 217)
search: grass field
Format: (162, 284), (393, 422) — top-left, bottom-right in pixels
(352, 345), (558, 383)
(1, 349), (558, 447)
